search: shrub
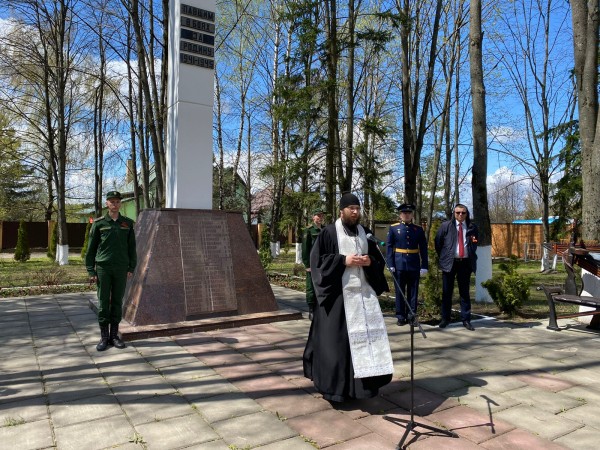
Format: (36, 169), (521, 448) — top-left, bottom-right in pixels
(81, 221), (92, 260)
(47, 222), (57, 260)
(421, 220), (442, 316)
(14, 220), (31, 262)
(258, 226), (272, 270)
(421, 248), (442, 316)
(482, 256), (530, 317)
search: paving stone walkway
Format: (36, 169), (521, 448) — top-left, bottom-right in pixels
(1, 286), (599, 449)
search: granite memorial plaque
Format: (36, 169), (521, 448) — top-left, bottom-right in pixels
(122, 209), (278, 327)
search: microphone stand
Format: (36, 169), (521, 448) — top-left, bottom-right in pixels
(369, 237), (457, 448)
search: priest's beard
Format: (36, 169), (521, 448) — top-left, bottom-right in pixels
(341, 208), (361, 231)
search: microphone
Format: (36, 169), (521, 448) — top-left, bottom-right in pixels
(366, 233), (385, 246)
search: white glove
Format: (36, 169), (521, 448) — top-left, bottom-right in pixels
(420, 269), (428, 276)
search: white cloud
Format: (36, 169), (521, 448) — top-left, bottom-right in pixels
(488, 126), (526, 145)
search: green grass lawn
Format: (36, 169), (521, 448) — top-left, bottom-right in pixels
(0, 250), (578, 321)
(266, 251), (579, 322)
(0, 255), (91, 297)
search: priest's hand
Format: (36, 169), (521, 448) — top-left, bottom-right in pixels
(345, 254), (372, 267)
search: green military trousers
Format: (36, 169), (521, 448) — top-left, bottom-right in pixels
(96, 264), (128, 326)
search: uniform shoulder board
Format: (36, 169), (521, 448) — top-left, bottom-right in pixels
(391, 222), (400, 226)
(94, 216), (105, 222)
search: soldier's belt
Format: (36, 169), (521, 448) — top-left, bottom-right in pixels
(395, 248), (419, 254)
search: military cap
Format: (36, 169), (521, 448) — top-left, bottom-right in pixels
(106, 190), (123, 200)
(312, 208), (325, 216)
(397, 203), (415, 212)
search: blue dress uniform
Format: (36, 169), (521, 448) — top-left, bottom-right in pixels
(386, 206), (428, 324)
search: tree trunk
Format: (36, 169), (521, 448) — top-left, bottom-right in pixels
(469, 0), (492, 301)
(571, 0), (600, 241)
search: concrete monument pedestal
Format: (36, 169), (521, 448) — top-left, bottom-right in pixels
(101, 209), (300, 340)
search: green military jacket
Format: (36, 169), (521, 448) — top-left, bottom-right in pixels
(85, 213), (137, 276)
(301, 224), (322, 267)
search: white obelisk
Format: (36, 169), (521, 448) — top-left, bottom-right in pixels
(166, 0), (215, 209)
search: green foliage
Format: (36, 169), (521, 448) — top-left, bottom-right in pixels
(0, 114), (42, 221)
(421, 219), (442, 316)
(258, 226), (273, 270)
(13, 220), (30, 262)
(81, 222), (92, 259)
(213, 166), (247, 212)
(421, 248), (442, 316)
(550, 123), (581, 240)
(482, 257), (531, 317)
(47, 222), (57, 259)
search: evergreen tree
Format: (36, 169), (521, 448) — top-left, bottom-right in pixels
(81, 221), (93, 260)
(550, 124), (581, 241)
(14, 220), (31, 262)
(47, 222), (58, 260)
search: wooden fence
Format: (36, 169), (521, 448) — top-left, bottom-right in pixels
(0, 221), (88, 251)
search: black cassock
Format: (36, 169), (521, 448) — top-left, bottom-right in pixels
(303, 224), (392, 402)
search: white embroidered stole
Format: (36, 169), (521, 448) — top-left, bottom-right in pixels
(335, 219), (394, 378)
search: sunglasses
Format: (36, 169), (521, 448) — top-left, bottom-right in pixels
(455, 211), (467, 215)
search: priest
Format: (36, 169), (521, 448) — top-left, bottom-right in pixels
(303, 193), (394, 402)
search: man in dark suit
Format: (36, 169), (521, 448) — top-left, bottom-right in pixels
(434, 204), (478, 330)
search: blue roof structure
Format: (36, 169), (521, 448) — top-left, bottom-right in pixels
(512, 217), (560, 224)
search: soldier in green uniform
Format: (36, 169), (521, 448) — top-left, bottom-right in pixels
(301, 208), (324, 320)
(85, 191), (137, 351)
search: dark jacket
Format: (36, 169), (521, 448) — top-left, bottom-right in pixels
(434, 218), (478, 273)
(386, 221), (428, 272)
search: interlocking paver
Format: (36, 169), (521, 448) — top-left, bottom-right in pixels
(49, 393), (122, 428)
(0, 419), (54, 450)
(192, 391), (263, 423)
(211, 410), (298, 448)
(255, 388), (332, 419)
(1, 287), (598, 450)
(480, 428), (568, 449)
(494, 404), (583, 440)
(120, 393), (197, 425)
(504, 385), (585, 414)
(54, 415), (135, 450)
(558, 403), (600, 430)
(553, 426), (600, 449)
(109, 374), (177, 400)
(427, 405), (516, 444)
(514, 370), (576, 392)
(286, 408), (371, 448)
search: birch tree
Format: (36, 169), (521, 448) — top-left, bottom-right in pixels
(470, 0), (492, 301)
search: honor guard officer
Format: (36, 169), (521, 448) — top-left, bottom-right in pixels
(85, 191), (137, 351)
(386, 203), (428, 325)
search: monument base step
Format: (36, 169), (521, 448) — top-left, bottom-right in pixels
(88, 298), (301, 341)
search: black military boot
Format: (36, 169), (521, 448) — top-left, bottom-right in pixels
(96, 325), (110, 351)
(110, 323), (126, 349)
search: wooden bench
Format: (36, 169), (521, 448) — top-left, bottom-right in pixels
(539, 248), (600, 331)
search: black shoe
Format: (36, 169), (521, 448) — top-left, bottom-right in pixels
(110, 323), (126, 349)
(397, 319), (407, 326)
(462, 321), (475, 331)
(438, 320), (449, 328)
(96, 325), (110, 351)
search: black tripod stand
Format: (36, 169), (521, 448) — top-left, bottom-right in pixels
(368, 236), (457, 448)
